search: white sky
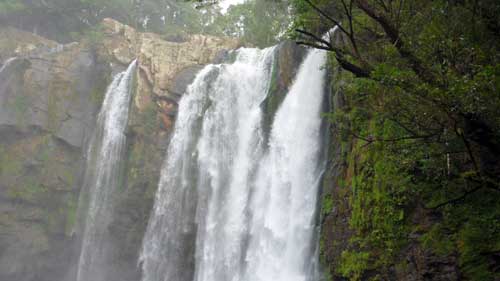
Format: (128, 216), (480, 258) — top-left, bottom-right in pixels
(218, 0), (247, 13)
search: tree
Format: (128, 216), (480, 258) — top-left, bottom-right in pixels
(206, 0), (291, 47)
(292, 0), (500, 279)
(0, 0), (207, 41)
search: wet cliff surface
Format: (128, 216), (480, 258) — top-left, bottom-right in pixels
(0, 19), (306, 281)
(318, 69), (462, 281)
(0, 36), (108, 281)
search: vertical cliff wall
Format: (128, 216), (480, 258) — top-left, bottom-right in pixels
(318, 67), (461, 281)
(0, 19), (308, 281)
(0, 31), (109, 281)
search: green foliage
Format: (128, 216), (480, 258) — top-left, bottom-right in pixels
(90, 78), (108, 105)
(338, 250), (370, 281)
(343, 118), (412, 273)
(46, 91), (60, 132)
(79, 24), (106, 49)
(65, 198), (78, 236)
(420, 224), (455, 257)
(1, 0), (291, 48)
(11, 92), (29, 125)
(7, 178), (47, 203)
(0, 0), (25, 15)
(289, 0), (342, 35)
(140, 105), (160, 135)
(298, 0), (500, 278)
(321, 194), (333, 216)
(209, 0), (291, 47)
(88, 64), (111, 105)
(457, 219), (500, 280)
(0, 0), (212, 42)
(0, 144), (22, 177)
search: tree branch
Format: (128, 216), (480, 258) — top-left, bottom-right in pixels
(296, 41), (333, 51)
(296, 28), (372, 78)
(302, 0), (350, 36)
(353, 0), (437, 85)
(335, 55), (372, 78)
(349, 130), (437, 144)
(296, 29), (333, 49)
(428, 185), (483, 209)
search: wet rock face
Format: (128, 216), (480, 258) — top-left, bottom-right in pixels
(261, 40), (307, 138)
(0, 18), (242, 281)
(0, 27), (59, 62)
(396, 244), (459, 281)
(99, 18), (241, 131)
(0, 131), (82, 281)
(0, 46), (109, 148)
(0, 32), (110, 281)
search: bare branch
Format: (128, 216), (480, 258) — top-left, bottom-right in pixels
(296, 41), (333, 51)
(296, 29), (333, 49)
(428, 186), (482, 209)
(349, 131), (437, 144)
(302, 0), (350, 36)
(335, 54), (372, 77)
(354, 0), (438, 85)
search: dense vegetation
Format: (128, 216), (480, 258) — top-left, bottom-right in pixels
(0, 0), (290, 46)
(292, 0), (500, 279)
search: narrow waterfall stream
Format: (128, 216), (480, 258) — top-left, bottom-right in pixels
(242, 44), (327, 281)
(75, 60), (137, 281)
(0, 57), (17, 73)
(0, 57), (22, 110)
(140, 41), (328, 281)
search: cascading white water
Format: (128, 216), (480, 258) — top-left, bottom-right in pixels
(242, 45), (327, 281)
(75, 60), (137, 281)
(140, 47), (276, 281)
(0, 57), (20, 107)
(0, 57), (17, 73)
(140, 39), (328, 281)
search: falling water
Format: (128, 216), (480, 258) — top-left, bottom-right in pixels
(0, 57), (17, 73)
(140, 47), (276, 281)
(75, 60), (137, 281)
(0, 57), (31, 125)
(0, 57), (17, 100)
(141, 39), (328, 281)
(242, 44), (327, 281)
(0, 57), (21, 104)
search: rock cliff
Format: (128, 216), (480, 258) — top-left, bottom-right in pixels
(0, 18), (238, 281)
(0, 19), (304, 281)
(0, 30), (108, 281)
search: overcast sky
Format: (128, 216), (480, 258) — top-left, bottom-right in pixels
(218, 0), (247, 13)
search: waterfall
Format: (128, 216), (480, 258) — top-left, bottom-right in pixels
(75, 60), (137, 281)
(140, 41), (328, 281)
(0, 57), (17, 73)
(140, 47), (276, 281)
(0, 57), (31, 125)
(242, 45), (327, 281)
(0, 57), (17, 103)
(0, 57), (21, 104)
